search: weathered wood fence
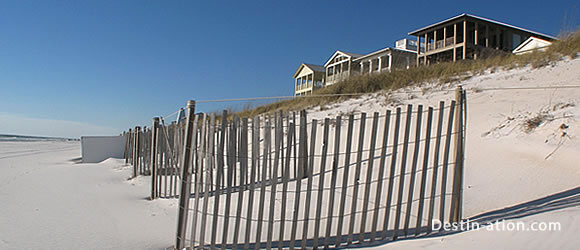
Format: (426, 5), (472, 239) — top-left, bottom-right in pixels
(166, 87), (466, 249)
(123, 87), (466, 249)
(125, 125), (153, 177)
(125, 118), (187, 199)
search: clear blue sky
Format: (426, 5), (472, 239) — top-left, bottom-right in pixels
(0, 0), (577, 138)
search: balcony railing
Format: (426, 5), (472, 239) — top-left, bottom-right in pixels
(426, 37), (456, 52)
(296, 82), (314, 91)
(445, 37), (454, 46)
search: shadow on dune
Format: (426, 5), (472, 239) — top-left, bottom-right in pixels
(468, 186), (580, 224)
(350, 186), (580, 248)
(174, 187), (580, 249)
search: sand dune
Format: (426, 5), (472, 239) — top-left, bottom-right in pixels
(1, 58), (579, 249)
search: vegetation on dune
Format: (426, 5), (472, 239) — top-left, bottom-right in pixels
(234, 30), (580, 118)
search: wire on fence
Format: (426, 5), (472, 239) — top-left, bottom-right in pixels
(186, 191), (456, 225)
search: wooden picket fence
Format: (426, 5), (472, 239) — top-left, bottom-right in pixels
(125, 118), (187, 199)
(125, 125), (153, 177)
(122, 87), (466, 249)
(166, 87), (466, 249)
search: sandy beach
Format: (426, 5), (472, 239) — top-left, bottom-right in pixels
(1, 58), (579, 249)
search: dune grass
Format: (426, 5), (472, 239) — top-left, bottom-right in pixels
(236, 30), (580, 118)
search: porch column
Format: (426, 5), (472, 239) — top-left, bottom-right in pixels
(346, 61), (350, 77)
(369, 60), (373, 73)
(295, 78), (299, 93)
(424, 33), (428, 52)
(485, 25), (489, 47)
(496, 28), (500, 49)
(443, 26), (447, 48)
(416, 35), (421, 65)
(474, 22), (479, 59)
(378, 56), (382, 72)
(330, 65), (335, 82)
(388, 54), (393, 72)
(360, 62), (364, 75)
(434, 30), (438, 49)
(462, 19), (467, 60)
(453, 23), (457, 62)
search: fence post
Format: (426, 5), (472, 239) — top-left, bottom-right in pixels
(151, 117), (160, 200)
(133, 126), (141, 178)
(176, 100), (196, 250)
(451, 86), (465, 223)
(125, 129), (132, 165)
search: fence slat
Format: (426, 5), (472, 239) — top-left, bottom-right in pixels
(324, 115), (342, 248)
(335, 114), (355, 247)
(292, 112), (297, 180)
(169, 125), (175, 197)
(200, 114), (215, 248)
(166, 125), (172, 198)
(450, 86), (465, 223)
(360, 112), (380, 242)
(211, 112), (227, 249)
(163, 134), (168, 197)
(404, 105), (424, 236)
(415, 107), (434, 236)
(393, 104), (413, 240)
(266, 113), (282, 250)
(301, 119), (318, 249)
(278, 120), (295, 250)
(188, 116), (201, 247)
(370, 110), (391, 241)
(244, 116), (260, 250)
(151, 118), (159, 199)
(174, 123), (182, 197)
(232, 118), (248, 249)
(255, 116), (271, 249)
(439, 100), (456, 225)
(290, 111), (307, 249)
(427, 101), (445, 233)
(382, 107), (402, 239)
(222, 118), (236, 250)
(347, 113), (365, 245)
(175, 100), (196, 250)
(133, 126), (139, 177)
(312, 118), (330, 249)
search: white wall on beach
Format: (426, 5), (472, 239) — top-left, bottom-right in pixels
(81, 135), (126, 163)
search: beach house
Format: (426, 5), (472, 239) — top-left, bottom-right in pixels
(294, 63), (326, 96)
(409, 13), (556, 65)
(323, 39), (418, 87)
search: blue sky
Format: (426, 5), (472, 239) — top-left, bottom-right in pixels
(0, 0), (577, 138)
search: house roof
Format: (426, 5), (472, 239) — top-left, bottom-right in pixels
(340, 51), (364, 58)
(355, 47), (416, 61)
(293, 63), (325, 78)
(304, 63), (325, 72)
(324, 50), (364, 67)
(355, 47), (392, 61)
(513, 36), (552, 54)
(408, 13), (557, 41)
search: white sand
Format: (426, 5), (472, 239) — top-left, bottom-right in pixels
(313, 58), (580, 249)
(1, 58), (578, 249)
(0, 141), (178, 249)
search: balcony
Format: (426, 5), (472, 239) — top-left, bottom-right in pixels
(427, 37), (456, 51)
(296, 82), (314, 91)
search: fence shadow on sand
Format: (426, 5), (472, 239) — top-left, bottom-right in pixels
(355, 186), (580, 248)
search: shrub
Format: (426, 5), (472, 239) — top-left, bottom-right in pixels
(235, 30), (580, 118)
